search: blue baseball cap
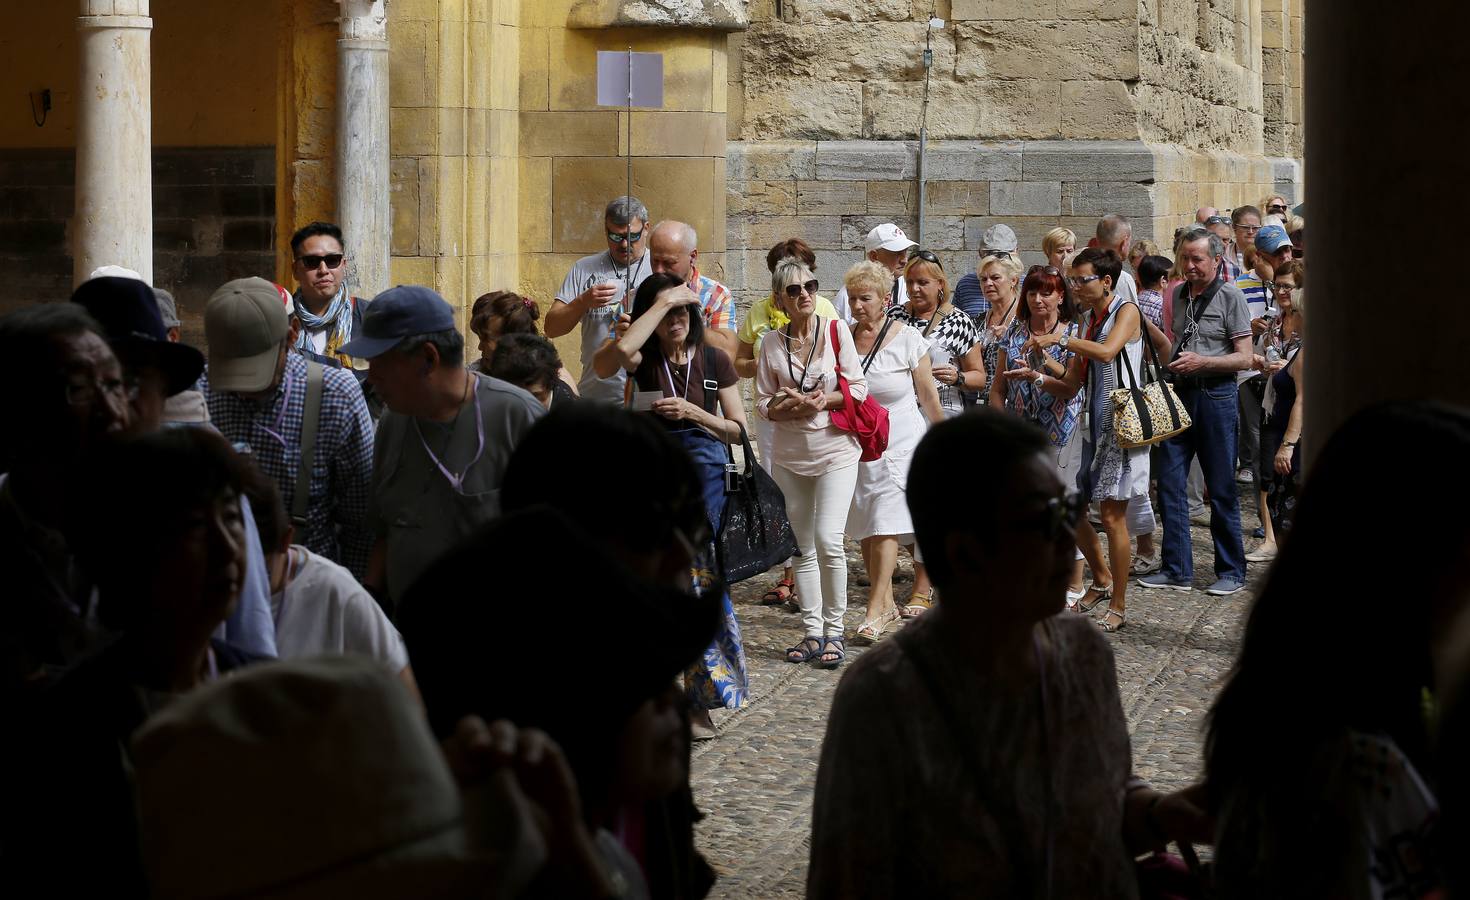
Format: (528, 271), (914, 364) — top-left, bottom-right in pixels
(340, 285), (457, 359)
(1254, 224), (1293, 255)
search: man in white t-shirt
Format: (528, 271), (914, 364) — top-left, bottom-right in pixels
(831, 223), (916, 322)
(246, 473), (414, 688)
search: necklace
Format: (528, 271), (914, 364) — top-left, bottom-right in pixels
(785, 317), (821, 392)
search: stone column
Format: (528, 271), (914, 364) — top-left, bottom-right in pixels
(1303, 0), (1470, 459)
(336, 0), (390, 298)
(74, 0), (153, 286)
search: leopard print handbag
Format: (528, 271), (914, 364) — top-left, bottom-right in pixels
(1111, 327), (1191, 449)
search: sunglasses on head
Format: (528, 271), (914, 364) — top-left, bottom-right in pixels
(296, 253), (344, 270)
(911, 249), (944, 266)
(607, 228), (645, 245)
(1027, 265), (1062, 275)
(782, 279), (820, 299)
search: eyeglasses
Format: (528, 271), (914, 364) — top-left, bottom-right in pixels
(607, 228), (645, 245)
(1272, 283), (1296, 294)
(1025, 492), (1085, 541)
(1066, 274), (1102, 288)
(1291, 246), (1304, 259)
(982, 250), (1011, 261)
(295, 253), (345, 270)
(1267, 204), (1289, 213)
(782, 279), (820, 299)
(1234, 223), (1261, 234)
(1203, 216), (1231, 226)
(64, 374), (136, 406)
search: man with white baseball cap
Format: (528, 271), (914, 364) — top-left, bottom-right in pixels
(831, 223), (918, 321)
(201, 277), (375, 580)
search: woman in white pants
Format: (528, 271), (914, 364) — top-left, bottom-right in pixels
(756, 257), (866, 669)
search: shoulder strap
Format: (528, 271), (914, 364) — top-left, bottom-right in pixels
(860, 318), (894, 375)
(293, 360), (325, 527)
(700, 345), (719, 415)
(828, 318), (843, 375)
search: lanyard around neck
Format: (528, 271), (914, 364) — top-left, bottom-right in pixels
(785, 317), (820, 392)
(413, 379), (485, 494)
(661, 350), (693, 404)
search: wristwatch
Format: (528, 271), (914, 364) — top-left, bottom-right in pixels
(1058, 332), (1070, 351)
(1034, 373), (1046, 389)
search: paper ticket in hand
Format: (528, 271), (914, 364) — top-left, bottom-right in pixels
(631, 391), (660, 412)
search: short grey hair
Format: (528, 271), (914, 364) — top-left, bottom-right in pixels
(396, 329), (465, 368)
(771, 256), (813, 300)
(1096, 214), (1132, 248)
(605, 196), (649, 228)
(1178, 228), (1225, 259)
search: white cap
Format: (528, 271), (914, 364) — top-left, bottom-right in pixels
(87, 264), (145, 282)
(980, 224), (1019, 253)
(864, 223), (918, 254)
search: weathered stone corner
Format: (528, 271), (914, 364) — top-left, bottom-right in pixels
(569, 0), (749, 31)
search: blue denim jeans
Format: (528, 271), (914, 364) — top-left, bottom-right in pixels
(1156, 380), (1247, 583)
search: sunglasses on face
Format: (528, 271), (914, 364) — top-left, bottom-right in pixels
(607, 229), (645, 245)
(1204, 216), (1231, 226)
(782, 279), (820, 299)
(1268, 204), (1288, 213)
(1025, 492), (1085, 541)
(1067, 274), (1102, 288)
(296, 253), (345, 270)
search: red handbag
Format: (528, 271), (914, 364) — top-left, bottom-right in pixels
(827, 319), (890, 462)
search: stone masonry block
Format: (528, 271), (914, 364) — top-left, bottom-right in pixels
(923, 182), (990, 217)
(726, 142), (818, 181)
(867, 181), (917, 216)
(731, 214), (843, 252)
(1060, 181), (1157, 218)
(865, 81), (1061, 141)
(1058, 0), (1135, 19)
(923, 142), (1024, 181)
(920, 216), (967, 252)
(519, 111), (619, 157)
(787, 0), (912, 22)
(1060, 80), (1139, 141)
(796, 181), (867, 215)
(1022, 141), (1156, 182)
(620, 111), (726, 158)
(964, 216), (1058, 254)
(728, 180), (799, 218)
(552, 157), (719, 254)
(815, 142), (917, 181)
(952, 0), (1056, 19)
(519, 26), (551, 111)
(744, 22), (956, 83)
(391, 107), (438, 158)
(955, 21), (1138, 83)
(742, 81), (863, 141)
(390, 157), (420, 256)
(990, 181), (1062, 217)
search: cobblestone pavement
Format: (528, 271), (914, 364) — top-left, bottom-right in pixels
(691, 498), (1265, 898)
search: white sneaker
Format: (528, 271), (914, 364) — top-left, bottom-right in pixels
(1130, 552), (1162, 576)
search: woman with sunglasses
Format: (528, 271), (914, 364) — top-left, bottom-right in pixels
(843, 261), (945, 644)
(756, 258), (867, 669)
(1022, 248), (1148, 633)
(889, 251), (985, 422)
(593, 272), (752, 724)
(990, 265), (1089, 604)
(976, 252), (1025, 405)
(736, 239), (841, 611)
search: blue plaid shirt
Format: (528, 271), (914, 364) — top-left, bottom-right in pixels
(202, 353), (375, 578)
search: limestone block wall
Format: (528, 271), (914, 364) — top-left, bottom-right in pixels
(725, 138), (1287, 312)
(518, 0), (733, 373)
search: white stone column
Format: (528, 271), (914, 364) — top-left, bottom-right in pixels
(74, 0), (153, 286)
(336, 0), (390, 298)
(1303, 0), (1470, 460)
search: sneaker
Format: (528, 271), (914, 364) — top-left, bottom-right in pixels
(1189, 510), (1210, 527)
(1138, 573), (1192, 591)
(1245, 543), (1277, 563)
(1236, 467), (1254, 484)
(1205, 578), (1246, 596)
(1130, 552), (1162, 577)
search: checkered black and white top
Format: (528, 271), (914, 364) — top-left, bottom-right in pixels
(203, 352), (375, 579)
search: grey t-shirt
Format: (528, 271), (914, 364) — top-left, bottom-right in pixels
(1169, 279), (1252, 361)
(556, 250), (653, 403)
(370, 373), (546, 602)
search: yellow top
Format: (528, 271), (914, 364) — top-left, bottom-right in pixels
(737, 294), (840, 345)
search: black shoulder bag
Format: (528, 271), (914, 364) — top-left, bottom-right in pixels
(715, 421), (801, 584)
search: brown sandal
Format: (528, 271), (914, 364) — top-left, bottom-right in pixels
(762, 577), (797, 607)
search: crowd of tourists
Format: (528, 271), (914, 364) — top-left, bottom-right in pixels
(1, 189), (1465, 900)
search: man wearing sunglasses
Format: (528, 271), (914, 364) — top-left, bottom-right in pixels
(546, 196), (654, 403)
(289, 222), (370, 372)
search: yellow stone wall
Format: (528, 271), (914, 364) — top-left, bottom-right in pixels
(519, 0), (730, 374)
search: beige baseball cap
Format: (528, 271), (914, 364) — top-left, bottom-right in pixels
(205, 277), (290, 393)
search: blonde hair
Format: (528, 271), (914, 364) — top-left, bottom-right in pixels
(902, 255), (949, 299)
(978, 252), (1023, 284)
(770, 257), (814, 311)
(1129, 239), (1160, 261)
(1042, 227), (1076, 259)
(843, 260), (892, 301)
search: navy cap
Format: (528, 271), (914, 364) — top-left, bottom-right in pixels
(340, 285), (457, 359)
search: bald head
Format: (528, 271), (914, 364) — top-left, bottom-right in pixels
(1096, 214), (1132, 255)
(1195, 206), (1218, 224)
(649, 220), (699, 282)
